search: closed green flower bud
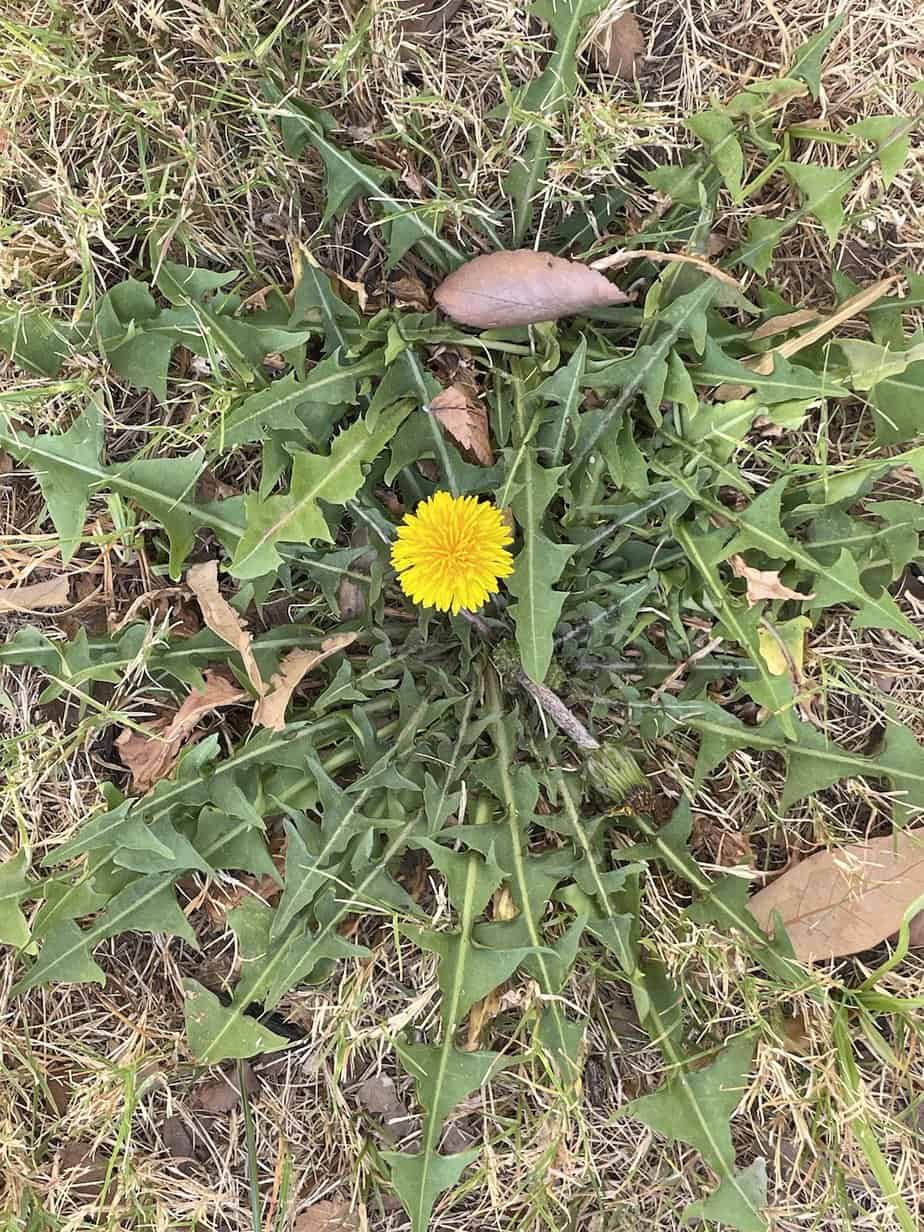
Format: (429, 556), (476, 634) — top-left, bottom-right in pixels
(585, 741), (651, 813)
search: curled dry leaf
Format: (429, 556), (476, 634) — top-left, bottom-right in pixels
(909, 909), (924, 948)
(294, 1200), (358, 1232)
(730, 556), (815, 607)
(186, 560), (265, 695)
(117, 670), (245, 792)
(0, 575), (70, 613)
(590, 8), (645, 79)
(389, 274), (430, 312)
(434, 249), (630, 328)
(427, 382), (493, 465)
(749, 827), (924, 961)
(252, 633), (357, 731)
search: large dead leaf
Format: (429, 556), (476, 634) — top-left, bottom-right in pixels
(434, 249), (630, 328)
(0, 575), (70, 613)
(590, 9), (645, 78)
(730, 555), (815, 607)
(427, 381), (493, 465)
(252, 633), (357, 731)
(750, 828), (924, 961)
(117, 670), (245, 792)
(186, 560), (265, 695)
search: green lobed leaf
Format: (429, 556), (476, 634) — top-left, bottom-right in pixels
(687, 112), (744, 201)
(782, 163), (848, 246)
(682, 1159), (769, 1232)
(384, 1148), (479, 1232)
(787, 16), (844, 99)
(507, 452), (574, 683)
(95, 279), (176, 402)
(230, 401), (412, 578)
(183, 979), (291, 1060)
(0, 399), (104, 561)
(624, 1034), (756, 1172)
(0, 850), (35, 949)
(12, 874), (197, 995)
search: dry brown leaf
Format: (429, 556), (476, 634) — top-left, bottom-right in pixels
(590, 9), (645, 78)
(434, 249), (630, 328)
(161, 1115), (196, 1160)
(389, 274), (430, 312)
(730, 556), (815, 607)
(750, 307), (822, 342)
(252, 633), (357, 731)
(356, 1073), (414, 1133)
(397, 0), (466, 39)
(191, 1062), (259, 1115)
(590, 247), (742, 290)
(186, 560), (265, 695)
(0, 575), (70, 613)
(715, 277), (901, 399)
(294, 1200), (358, 1232)
(58, 1140), (109, 1204)
(463, 986), (503, 1050)
(427, 382), (493, 465)
(749, 827), (924, 961)
(116, 670), (245, 792)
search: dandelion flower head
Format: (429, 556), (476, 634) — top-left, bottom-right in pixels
(391, 491), (514, 614)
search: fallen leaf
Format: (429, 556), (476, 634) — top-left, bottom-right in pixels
(252, 633), (357, 731)
(427, 382), (493, 465)
(397, 0), (466, 39)
(909, 910), (924, 948)
(47, 1077), (71, 1115)
(294, 1200), (358, 1232)
(780, 1011), (812, 1054)
(389, 274), (430, 312)
(749, 827), (924, 961)
(58, 1140), (108, 1204)
(441, 1118), (476, 1154)
(434, 249), (630, 328)
(187, 560), (265, 695)
(751, 307), (822, 342)
(161, 1115), (195, 1160)
(463, 985), (503, 1050)
(757, 616), (811, 677)
(338, 527), (370, 620)
(591, 247), (742, 290)
(730, 556), (815, 607)
(192, 1062), (259, 1115)
(117, 670), (245, 792)
(356, 1073), (414, 1135)
(0, 575), (70, 613)
(716, 276), (900, 399)
(590, 9), (645, 79)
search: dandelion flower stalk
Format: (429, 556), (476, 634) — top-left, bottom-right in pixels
(391, 491), (514, 614)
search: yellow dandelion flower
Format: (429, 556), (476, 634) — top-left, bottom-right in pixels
(391, 491), (514, 614)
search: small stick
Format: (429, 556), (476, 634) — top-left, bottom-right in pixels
(516, 670), (600, 751)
